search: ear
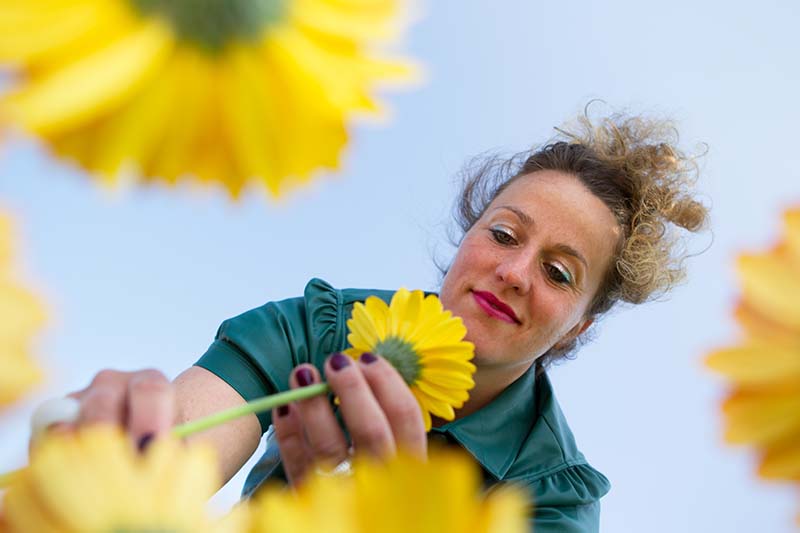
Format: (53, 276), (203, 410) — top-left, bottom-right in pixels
(553, 318), (594, 351)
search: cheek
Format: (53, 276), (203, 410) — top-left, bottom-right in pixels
(523, 294), (578, 344)
(441, 240), (483, 290)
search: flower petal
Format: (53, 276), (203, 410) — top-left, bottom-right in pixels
(722, 385), (800, 446)
(706, 344), (800, 384)
(737, 252), (800, 331)
(4, 19), (173, 136)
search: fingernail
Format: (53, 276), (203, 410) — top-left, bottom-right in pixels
(359, 352), (378, 364)
(137, 433), (154, 453)
(296, 368), (315, 387)
(277, 405), (290, 417)
(330, 353), (351, 371)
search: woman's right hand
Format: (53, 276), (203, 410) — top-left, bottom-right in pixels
(55, 368), (177, 450)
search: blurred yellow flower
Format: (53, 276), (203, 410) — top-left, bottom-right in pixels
(0, 212), (44, 408)
(344, 289), (476, 431)
(247, 450), (528, 533)
(0, 0), (417, 198)
(707, 207), (800, 482)
(2, 427), (242, 533)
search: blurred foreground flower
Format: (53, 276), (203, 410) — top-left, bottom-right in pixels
(0, 212), (44, 408)
(248, 450), (527, 533)
(0, 0), (417, 198)
(345, 289), (476, 431)
(2, 427), (242, 532)
(706, 209), (800, 490)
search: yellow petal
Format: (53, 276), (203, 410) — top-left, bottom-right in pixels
(420, 368), (475, 389)
(759, 438), (800, 480)
(362, 296), (390, 339)
(411, 389), (432, 431)
(217, 45), (282, 194)
(706, 344), (800, 384)
(737, 252), (800, 331)
(415, 380), (468, 410)
(388, 288), (423, 338)
(418, 343), (476, 362)
(733, 301), (799, 347)
(421, 357), (478, 375)
(413, 318), (469, 352)
(722, 386), (800, 446)
(292, 0), (402, 42)
(3, 19), (173, 136)
(85, 53), (177, 181)
(783, 208), (800, 268)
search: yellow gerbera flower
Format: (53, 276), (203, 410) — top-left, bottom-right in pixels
(2, 427), (242, 533)
(0, 0), (417, 198)
(0, 212), (44, 408)
(706, 207), (800, 483)
(247, 450), (528, 533)
(344, 288), (476, 431)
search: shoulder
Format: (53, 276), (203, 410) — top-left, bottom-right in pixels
(215, 278), (397, 357)
(218, 278), (396, 333)
(506, 373), (610, 508)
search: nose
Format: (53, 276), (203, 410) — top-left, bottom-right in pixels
(495, 253), (532, 293)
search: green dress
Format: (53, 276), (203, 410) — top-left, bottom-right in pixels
(195, 278), (610, 532)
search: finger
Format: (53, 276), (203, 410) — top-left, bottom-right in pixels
(290, 364), (349, 466)
(357, 352), (427, 458)
(77, 369), (129, 427)
(325, 353), (395, 458)
(126, 369), (175, 449)
(272, 404), (313, 485)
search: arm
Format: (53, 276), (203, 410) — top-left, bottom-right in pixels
(174, 366), (261, 485)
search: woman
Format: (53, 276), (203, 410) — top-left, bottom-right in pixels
(59, 112), (708, 532)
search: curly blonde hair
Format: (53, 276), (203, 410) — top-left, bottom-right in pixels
(452, 110), (709, 367)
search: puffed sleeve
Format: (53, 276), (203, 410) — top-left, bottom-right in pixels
(525, 463), (610, 532)
(194, 278), (346, 434)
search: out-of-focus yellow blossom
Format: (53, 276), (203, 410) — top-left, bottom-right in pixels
(0, 212), (44, 408)
(247, 450), (528, 533)
(707, 208), (800, 525)
(344, 288), (476, 431)
(0, 0), (417, 198)
(2, 427), (242, 533)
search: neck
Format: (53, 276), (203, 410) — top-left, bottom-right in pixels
(432, 361), (533, 427)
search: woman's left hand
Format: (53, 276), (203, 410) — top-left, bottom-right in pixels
(272, 352), (427, 485)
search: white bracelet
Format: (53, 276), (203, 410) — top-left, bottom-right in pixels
(30, 397), (81, 441)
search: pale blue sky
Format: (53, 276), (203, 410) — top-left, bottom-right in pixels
(2, 1), (799, 531)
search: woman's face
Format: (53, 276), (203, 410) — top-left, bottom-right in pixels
(440, 170), (621, 375)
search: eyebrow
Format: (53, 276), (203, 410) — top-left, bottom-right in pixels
(496, 205), (589, 271)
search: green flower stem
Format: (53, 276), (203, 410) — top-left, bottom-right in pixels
(173, 382), (330, 438)
(0, 383), (331, 489)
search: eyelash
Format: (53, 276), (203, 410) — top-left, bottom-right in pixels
(489, 227), (517, 246)
(545, 263), (572, 285)
(489, 227), (574, 286)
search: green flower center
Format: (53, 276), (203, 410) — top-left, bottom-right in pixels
(374, 336), (421, 385)
(130, 0), (287, 53)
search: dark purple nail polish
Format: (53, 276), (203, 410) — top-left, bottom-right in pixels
(360, 352), (378, 364)
(277, 405), (290, 417)
(330, 352), (351, 371)
(137, 433), (154, 453)
(296, 367), (315, 387)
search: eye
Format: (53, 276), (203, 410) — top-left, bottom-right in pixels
(545, 263), (573, 285)
(489, 226), (517, 246)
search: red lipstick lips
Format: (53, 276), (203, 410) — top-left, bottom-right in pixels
(472, 290), (520, 324)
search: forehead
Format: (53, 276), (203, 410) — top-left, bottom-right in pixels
(487, 170), (621, 266)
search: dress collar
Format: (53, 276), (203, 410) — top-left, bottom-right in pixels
(430, 363), (537, 480)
